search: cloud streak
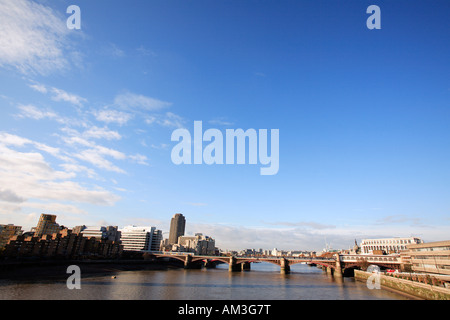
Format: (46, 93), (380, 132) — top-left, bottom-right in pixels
(262, 220), (336, 230)
(184, 220), (450, 252)
(0, 133), (121, 206)
(114, 92), (172, 111)
(0, 0), (75, 74)
(28, 82), (87, 107)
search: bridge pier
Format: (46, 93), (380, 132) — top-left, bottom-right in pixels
(229, 256), (241, 272)
(241, 262), (251, 271)
(326, 266), (333, 275)
(204, 259), (216, 269)
(334, 254), (343, 278)
(280, 258), (290, 274)
(184, 254), (192, 269)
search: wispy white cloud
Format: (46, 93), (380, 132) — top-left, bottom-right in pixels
(262, 220), (336, 230)
(208, 117), (234, 126)
(94, 109), (133, 126)
(25, 83), (183, 131)
(16, 104), (61, 122)
(27, 81), (87, 107)
(75, 149), (126, 174)
(93, 145), (127, 160)
(33, 142), (62, 158)
(144, 112), (186, 128)
(150, 143), (169, 150)
(21, 202), (88, 215)
(0, 132), (32, 146)
(100, 43), (125, 58)
(374, 214), (424, 226)
(59, 127), (95, 147)
(60, 163), (98, 179)
(158, 112), (185, 128)
(83, 126), (122, 140)
(0, 0), (76, 75)
(114, 92), (172, 111)
(58, 127), (146, 173)
(129, 154), (149, 165)
(50, 87), (87, 107)
(28, 83), (48, 94)
(136, 45), (157, 57)
(186, 221), (450, 252)
(0, 138), (120, 206)
(0, 131), (73, 163)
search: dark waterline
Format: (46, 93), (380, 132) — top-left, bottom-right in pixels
(0, 263), (412, 300)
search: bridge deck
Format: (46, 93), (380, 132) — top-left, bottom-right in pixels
(148, 252), (401, 267)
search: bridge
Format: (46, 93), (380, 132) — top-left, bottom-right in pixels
(147, 252), (401, 277)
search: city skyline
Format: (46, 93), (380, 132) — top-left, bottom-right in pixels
(0, 211), (435, 253)
(0, 0), (449, 252)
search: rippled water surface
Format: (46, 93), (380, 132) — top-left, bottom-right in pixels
(0, 263), (410, 300)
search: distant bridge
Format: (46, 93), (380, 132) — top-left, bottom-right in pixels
(147, 252), (401, 276)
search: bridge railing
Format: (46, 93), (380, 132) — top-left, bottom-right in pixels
(340, 254), (400, 263)
(148, 251), (194, 256)
(148, 251), (338, 261)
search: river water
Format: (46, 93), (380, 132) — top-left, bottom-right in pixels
(0, 263), (411, 300)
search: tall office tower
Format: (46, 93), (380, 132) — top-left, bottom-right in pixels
(169, 213), (186, 245)
(35, 214), (60, 237)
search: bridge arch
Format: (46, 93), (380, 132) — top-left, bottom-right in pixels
(252, 259), (280, 266)
(206, 258), (230, 264)
(313, 262), (336, 269)
(152, 254), (186, 263)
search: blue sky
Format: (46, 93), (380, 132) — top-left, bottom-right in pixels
(0, 0), (449, 251)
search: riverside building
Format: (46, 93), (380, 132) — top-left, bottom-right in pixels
(119, 225), (162, 252)
(34, 214), (61, 237)
(73, 225), (121, 242)
(401, 240), (450, 275)
(0, 224), (22, 249)
(177, 233), (215, 255)
(361, 237), (423, 255)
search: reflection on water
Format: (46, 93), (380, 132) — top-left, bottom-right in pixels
(0, 263), (409, 300)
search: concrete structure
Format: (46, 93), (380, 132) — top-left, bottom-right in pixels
(169, 213), (186, 245)
(361, 237), (423, 255)
(401, 240), (450, 275)
(355, 270), (450, 300)
(120, 226), (162, 252)
(34, 214), (60, 237)
(0, 224), (22, 249)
